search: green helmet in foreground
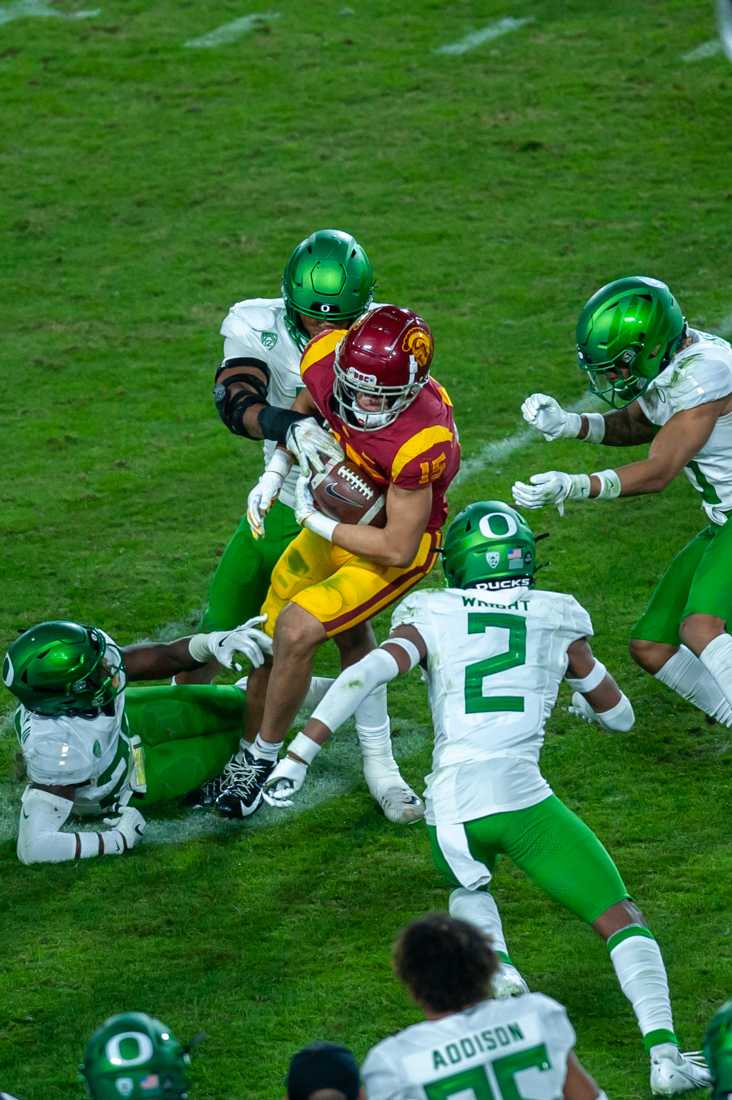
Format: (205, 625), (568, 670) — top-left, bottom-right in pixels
(282, 229), (374, 348)
(576, 276), (686, 408)
(705, 1000), (732, 1099)
(2, 620), (124, 717)
(442, 501), (536, 589)
(81, 1012), (191, 1100)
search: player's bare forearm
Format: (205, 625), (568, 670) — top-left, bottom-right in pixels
(123, 638), (201, 680)
(292, 387), (319, 416)
(585, 402), (655, 446)
(332, 483), (432, 567)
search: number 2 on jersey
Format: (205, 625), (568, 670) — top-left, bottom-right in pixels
(463, 612), (527, 714)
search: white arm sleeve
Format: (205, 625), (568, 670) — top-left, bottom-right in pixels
(17, 786), (127, 865)
(310, 648), (401, 735)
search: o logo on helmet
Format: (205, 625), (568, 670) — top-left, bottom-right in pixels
(479, 513), (519, 539)
(402, 326), (433, 368)
(106, 1032), (155, 1067)
(319, 304), (332, 313)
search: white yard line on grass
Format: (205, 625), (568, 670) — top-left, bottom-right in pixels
(0, 0), (99, 24)
(184, 11), (280, 49)
(434, 16), (533, 56)
(681, 39), (722, 62)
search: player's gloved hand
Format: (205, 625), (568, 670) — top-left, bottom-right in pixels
(190, 616), (272, 670)
(294, 475), (338, 541)
(512, 471), (590, 516)
(246, 449), (293, 539)
(521, 393), (582, 441)
(285, 417), (343, 476)
(262, 755), (308, 808)
(104, 806), (146, 850)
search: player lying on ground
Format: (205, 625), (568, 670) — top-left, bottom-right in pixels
(80, 1012), (194, 1100)
(513, 275), (732, 730)
(213, 305), (460, 823)
(179, 229), (408, 821)
(264, 500), (710, 1095)
(362, 913), (605, 1100)
(2, 617), (269, 863)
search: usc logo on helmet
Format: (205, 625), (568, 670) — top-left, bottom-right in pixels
(402, 326), (433, 368)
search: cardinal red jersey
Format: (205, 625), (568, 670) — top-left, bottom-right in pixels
(300, 328), (460, 531)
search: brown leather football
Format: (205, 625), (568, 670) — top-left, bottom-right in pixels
(310, 457), (387, 527)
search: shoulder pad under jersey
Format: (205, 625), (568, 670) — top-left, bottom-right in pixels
(221, 297), (283, 345)
(651, 334), (732, 410)
(23, 716), (97, 785)
(529, 590), (593, 638)
(390, 588), (444, 630)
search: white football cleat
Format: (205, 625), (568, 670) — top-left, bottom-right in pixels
(491, 965), (529, 999)
(650, 1049), (711, 1095)
(374, 783), (425, 824)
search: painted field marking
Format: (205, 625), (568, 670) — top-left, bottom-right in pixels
(434, 16), (533, 56)
(681, 39), (722, 62)
(184, 10), (280, 49)
(0, 0), (99, 23)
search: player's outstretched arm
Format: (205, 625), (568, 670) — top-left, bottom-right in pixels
(521, 392), (655, 446)
(123, 618), (272, 680)
(17, 785), (145, 864)
(513, 399), (725, 511)
(565, 638), (635, 732)
(262, 626), (426, 807)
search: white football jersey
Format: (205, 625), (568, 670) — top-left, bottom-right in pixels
(15, 633), (136, 816)
(362, 992), (575, 1100)
(220, 296), (305, 509)
(638, 328), (732, 525)
(391, 585), (593, 824)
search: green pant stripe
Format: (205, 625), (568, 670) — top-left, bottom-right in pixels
(643, 1028), (678, 1053)
(606, 924), (655, 952)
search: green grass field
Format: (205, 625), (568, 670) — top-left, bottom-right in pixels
(2, 0), (732, 1096)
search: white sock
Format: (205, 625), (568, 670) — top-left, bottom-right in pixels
(700, 634), (732, 710)
(300, 675), (334, 713)
(355, 684), (397, 771)
(608, 929), (676, 1050)
(252, 734), (283, 762)
(655, 645), (732, 725)
(449, 887), (513, 966)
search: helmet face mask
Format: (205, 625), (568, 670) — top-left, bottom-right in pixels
(82, 1013), (191, 1100)
(281, 229), (375, 349)
(576, 275), (686, 409)
(3, 621), (125, 717)
(333, 305), (433, 431)
(442, 501), (537, 590)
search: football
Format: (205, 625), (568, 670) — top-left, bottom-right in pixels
(310, 457), (387, 527)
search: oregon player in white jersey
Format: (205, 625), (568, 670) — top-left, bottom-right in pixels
(363, 913), (603, 1100)
(3, 617), (269, 863)
(175, 229), (421, 826)
(513, 276), (732, 732)
(263, 501), (710, 1095)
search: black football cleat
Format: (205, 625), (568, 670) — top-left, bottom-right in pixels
(215, 747), (275, 819)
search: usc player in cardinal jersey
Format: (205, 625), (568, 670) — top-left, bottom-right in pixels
(215, 305), (461, 819)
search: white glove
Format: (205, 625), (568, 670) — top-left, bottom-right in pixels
(512, 471), (590, 515)
(521, 393), (581, 441)
(294, 474), (337, 541)
(286, 417), (343, 476)
(190, 615), (272, 670)
(246, 449), (293, 538)
(262, 756), (308, 808)
(104, 806), (146, 850)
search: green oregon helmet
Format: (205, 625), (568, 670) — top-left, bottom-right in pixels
(576, 276), (686, 408)
(81, 1013), (191, 1100)
(282, 229), (374, 348)
(705, 1000), (732, 1099)
(2, 620), (124, 717)
(442, 501), (536, 589)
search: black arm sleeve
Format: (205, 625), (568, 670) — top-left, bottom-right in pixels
(257, 405), (310, 443)
(213, 357), (270, 438)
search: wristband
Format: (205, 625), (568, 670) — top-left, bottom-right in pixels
(304, 512), (338, 542)
(188, 633), (212, 663)
(566, 659), (607, 693)
(593, 468), (622, 499)
(258, 406), (308, 444)
(288, 731), (322, 765)
(581, 412), (606, 443)
(568, 473), (592, 500)
(563, 411), (582, 437)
